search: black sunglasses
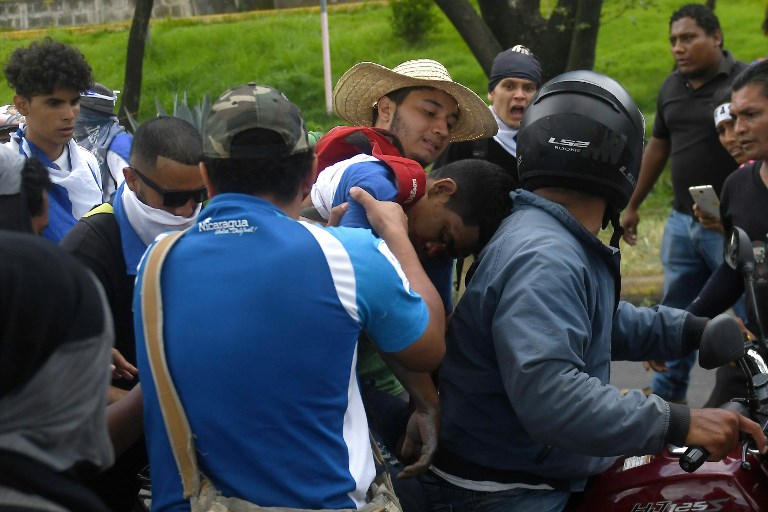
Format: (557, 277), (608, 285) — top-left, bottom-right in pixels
(128, 166), (207, 208)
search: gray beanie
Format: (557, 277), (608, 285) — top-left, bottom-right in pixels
(80, 83), (117, 115)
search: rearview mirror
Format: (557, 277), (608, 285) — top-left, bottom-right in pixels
(725, 227), (753, 272)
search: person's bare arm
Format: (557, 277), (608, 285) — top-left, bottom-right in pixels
(108, 385), (129, 404)
(299, 203), (349, 226)
(107, 384), (144, 457)
(378, 353), (440, 478)
(349, 186), (445, 372)
(621, 137), (671, 245)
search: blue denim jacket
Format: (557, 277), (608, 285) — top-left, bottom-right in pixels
(436, 190), (690, 491)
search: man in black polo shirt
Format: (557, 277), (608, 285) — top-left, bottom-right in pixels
(620, 3), (747, 404)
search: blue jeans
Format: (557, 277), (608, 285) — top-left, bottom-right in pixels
(420, 471), (570, 512)
(652, 210), (743, 401)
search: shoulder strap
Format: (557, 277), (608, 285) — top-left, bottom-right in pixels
(83, 202), (114, 218)
(140, 229), (201, 498)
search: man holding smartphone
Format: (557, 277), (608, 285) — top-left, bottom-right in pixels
(620, 4), (746, 404)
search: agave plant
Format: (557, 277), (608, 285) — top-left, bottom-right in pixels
(124, 92), (212, 135)
(124, 93), (326, 147)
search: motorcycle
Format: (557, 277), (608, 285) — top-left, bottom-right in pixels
(567, 226), (768, 512)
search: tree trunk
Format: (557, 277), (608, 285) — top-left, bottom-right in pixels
(566, 0), (603, 71)
(437, 0), (605, 82)
(477, 0), (540, 50)
(480, 0), (544, 75)
(434, 0), (502, 75)
(534, 0), (577, 81)
(119, 0), (154, 130)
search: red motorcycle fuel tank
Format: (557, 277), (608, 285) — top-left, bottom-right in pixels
(566, 446), (768, 511)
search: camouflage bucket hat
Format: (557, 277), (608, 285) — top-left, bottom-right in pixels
(204, 83), (310, 159)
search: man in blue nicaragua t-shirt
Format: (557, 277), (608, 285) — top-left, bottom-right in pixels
(134, 83), (446, 511)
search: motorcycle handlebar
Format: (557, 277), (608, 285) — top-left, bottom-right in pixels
(679, 445), (710, 473)
(678, 399), (755, 473)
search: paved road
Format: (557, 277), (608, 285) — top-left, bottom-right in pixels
(610, 359), (716, 408)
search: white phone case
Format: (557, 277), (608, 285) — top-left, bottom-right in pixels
(689, 185), (720, 219)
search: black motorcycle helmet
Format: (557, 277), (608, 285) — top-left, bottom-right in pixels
(517, 70), (645, 219)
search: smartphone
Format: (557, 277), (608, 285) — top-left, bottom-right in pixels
(689, 185), (720, 219)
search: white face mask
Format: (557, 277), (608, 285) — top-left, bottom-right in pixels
(121, 185), (201, 245)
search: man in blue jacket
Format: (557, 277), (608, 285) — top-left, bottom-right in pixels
(420, 71), (766, 512)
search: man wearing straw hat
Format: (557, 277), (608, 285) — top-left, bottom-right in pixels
(312, 58), (499, 227)
(310, 59), (508, 297)
(307, 59), (513, 489)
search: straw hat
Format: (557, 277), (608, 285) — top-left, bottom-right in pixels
(333, 59), (498, 142)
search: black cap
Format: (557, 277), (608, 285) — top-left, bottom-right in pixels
(488, 45), (542, 92)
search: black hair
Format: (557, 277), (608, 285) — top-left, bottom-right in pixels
(670, 4), (723, 47)
(202, 128), (315, 203)
(130, 116), (203, 169)
(371, 86), (436, 125)
(429, 159), (514, 251)
(733, 60), (768, 99)
(21, 157), (51, 217)
(3, 37), (93, 98)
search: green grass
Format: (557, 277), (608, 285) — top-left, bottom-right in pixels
(1, 0), (764, 277)
(2, 1), (763, 126)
